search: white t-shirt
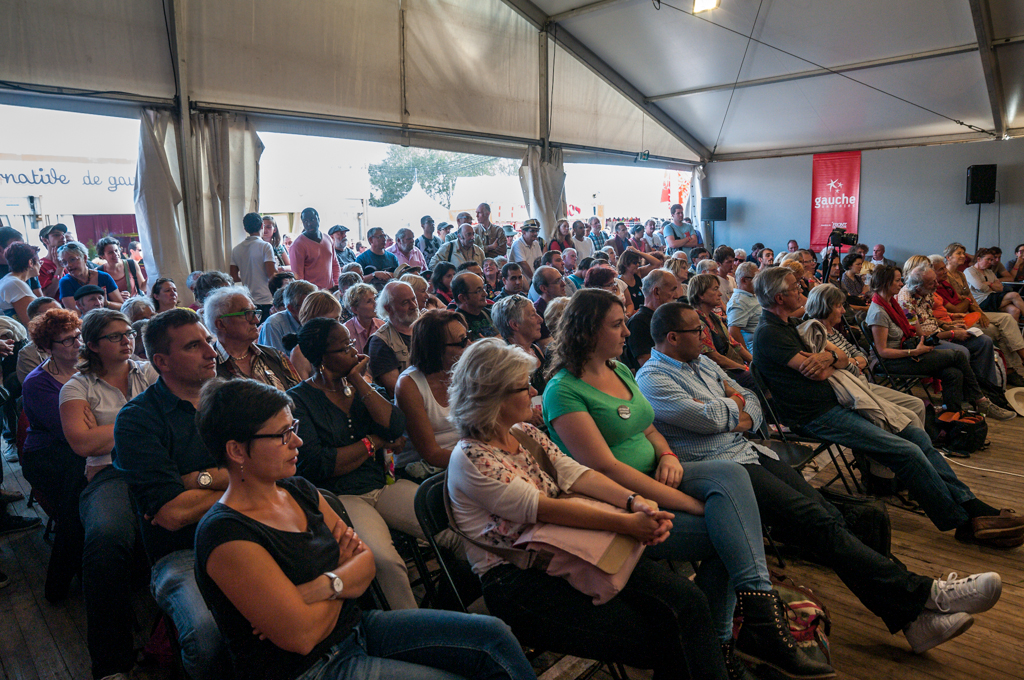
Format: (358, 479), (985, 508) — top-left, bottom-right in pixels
(230, 235), (276, 304)
(0, 275), (33, 315)
(571, 236), (594, 260)
(510, 237), (543, 269)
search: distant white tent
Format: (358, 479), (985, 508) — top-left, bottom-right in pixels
(366, 183), (452, 235)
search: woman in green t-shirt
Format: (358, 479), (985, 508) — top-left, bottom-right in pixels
(544, 289), (831, 680)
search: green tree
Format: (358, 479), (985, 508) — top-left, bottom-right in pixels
(368, 146), (516, 208)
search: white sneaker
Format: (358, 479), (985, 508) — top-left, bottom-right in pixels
(903, 611), (973, 654)
(977, 398), (1016, 420)
(926, 572), (1002, 614)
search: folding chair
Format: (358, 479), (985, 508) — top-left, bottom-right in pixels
(319, 488), (392, 611)
(860, 320), (931, 394)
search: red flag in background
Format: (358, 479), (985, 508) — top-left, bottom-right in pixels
(810, 151), (861, 251)
(661, 172), (672, 203)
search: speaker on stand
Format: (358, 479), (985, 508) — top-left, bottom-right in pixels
(967, 165), (996, 253)
(701, 197), (727, 252)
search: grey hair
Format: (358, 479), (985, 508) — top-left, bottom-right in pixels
(734, 249), (747, 262)
(563, 248), (577, 259)
(120, 295), (156, 321)
(395, 227), (413, 241)
(543, 296), (572, 334)
(754, 266), (792, 308)
(531, 266), (557, 295)
(57, 241), (89, 262)
(696, 259), (718, 273)
(929, 254), (945, 266)
(400, 273), (427, 292)
(342, 283), (377, 314)
(780, 252), (800, 263)
(734, 261), (759, 281)
(944, 242), (966, 259)
(448, 338), (538, 441)
(376, 280), (414, 321)
(490, 294), (532, 342)
(804, 283), (846, 320)
(903, 265), (931, 293)
(641, 269), (675, 297)
(283, 280), (317, 309)
(203, 285), (253, 333)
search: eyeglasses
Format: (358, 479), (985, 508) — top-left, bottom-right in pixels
(669, 327), (703, 335)
(99, 330), (137, 343)
(55, 332), (82, 347)
(446, 336), (470, 348)
(324, 341), (357, 355)
(219, 308), (262, 323)
(250, 419), (301, 446)
(509, 384), (531, 393)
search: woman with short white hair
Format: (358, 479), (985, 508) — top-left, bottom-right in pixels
(342, 283), (383, 355)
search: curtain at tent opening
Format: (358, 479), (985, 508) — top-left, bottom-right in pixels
(689, 165), (709, 250)
(518, 146), (566, 242)
(134, 109), (193, 305)
(188, 113), (264, 273)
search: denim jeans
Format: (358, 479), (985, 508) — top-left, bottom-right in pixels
(802, 406), (972, 531)
(78, 466), (140, 678)
(744, 453), (932, 632)
(296, 609), (534, 680)
(481, 559), (728, 680)
(646, 459), (772, 640)
(151, 549), (230, 680)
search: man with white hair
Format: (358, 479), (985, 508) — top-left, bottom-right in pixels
(257, 279), (317, 353)
(386, 227), (428, 270)
(562, 247), (578, 276)
(204, 286), (298, 389)
(367, 280), (420, 397)
(727, 261), (762, 352)
(624, 268), (683, 370)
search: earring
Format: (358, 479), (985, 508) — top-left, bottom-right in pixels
(240, 462), (245, 483)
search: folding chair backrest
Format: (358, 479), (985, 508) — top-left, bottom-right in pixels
(748, 363), (788, 442)
(414, 472), (477, 613)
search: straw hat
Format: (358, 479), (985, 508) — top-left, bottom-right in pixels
(1004, 387), (1024, 417)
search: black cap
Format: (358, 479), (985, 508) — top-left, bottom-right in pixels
(39, 223), (68, 240)
(328, 225), (349, 236)
(73, 284), (105, 301)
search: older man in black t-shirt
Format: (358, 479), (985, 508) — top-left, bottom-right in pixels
(751, 267), (1024, 548)
(624, 269), (684, 370)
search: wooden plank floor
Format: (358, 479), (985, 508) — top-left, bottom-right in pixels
(2, 416), (1022, 680)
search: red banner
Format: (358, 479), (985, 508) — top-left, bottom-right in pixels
(810, 151), (861, 251)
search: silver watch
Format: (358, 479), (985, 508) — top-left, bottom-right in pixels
(196, 470), (213, 489)
(324, 571), (344, 599)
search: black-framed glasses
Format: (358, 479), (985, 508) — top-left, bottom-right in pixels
(446, 336), (470, 348)
(55, 332), (83, 347)
(669, 327), (703, 335)
(250, 419), (300, 446)
(99, 330), (137, 343)
(219, 309), (262, 323)
(509, 384), (531, 393)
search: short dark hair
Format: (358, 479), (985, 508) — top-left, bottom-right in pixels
(540, 251), (560, 266)
(268, 271), (295, 296)
(576, 257), (595, 272)
(616, 250), (642, 274)
(27, 296), (57, 319)
(144, 307), (202, 366)
(456, 260), (480, 273)
(132, 320), (150, 358)
(194, 271), (233, 304)
(242, 212), (263, 234)
(0, 227), (23, 249)
(451, 271), (477, 303)
(713, 245), (735, 264)
(410, 309), (467, 374)
(592, 251), (610, 262)
(869, 264), (900, 295)
(129, 241), (142, 252)
(78, 309), (132, 375)
(500, 262), (522, 279)
(296, 317), (340, 369)
(150, 277), (176, 311)
(650, 301), (694, 344)
(4, 241), (38, 273)
(841, 252), (863, 269)
(96, 236), (121, 258)
(431, 262), (456, 293)
(197, 378), (293, 467)
(421, 215), (434, 227)
(690, 247), (709, 260)
(670, 203), (683, 214)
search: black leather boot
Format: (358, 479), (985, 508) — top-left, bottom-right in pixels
(721, 640), (757, 680)
(735, 589), (836, 679)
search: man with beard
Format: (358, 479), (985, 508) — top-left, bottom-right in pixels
(367, 281), (419, 398)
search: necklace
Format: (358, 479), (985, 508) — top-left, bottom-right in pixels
(229, 347), (252, 362)
(312, 375), (354, 397)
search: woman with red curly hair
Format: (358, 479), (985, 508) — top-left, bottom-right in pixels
(21, 308), (84, 602)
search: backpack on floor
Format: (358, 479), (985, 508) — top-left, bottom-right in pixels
(933, 411), (989, 454)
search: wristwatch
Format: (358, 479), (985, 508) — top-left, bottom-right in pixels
(828, 350), (838, 366)
(324, 571), (344, 599)
(196, 470), (213, 489)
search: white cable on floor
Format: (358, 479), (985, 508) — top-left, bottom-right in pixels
(941, 453), (1024, 479)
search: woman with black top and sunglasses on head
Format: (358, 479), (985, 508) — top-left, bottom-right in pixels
(394, 310), (468, 481)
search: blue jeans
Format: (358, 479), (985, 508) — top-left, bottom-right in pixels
(296, 609), (535, 680)
(151, 549), (230, 680)
(937, 335), (998, 386)
(802, 406), (973, 531)
(79, 466), (139, 678)
(646, 459), (772, 641)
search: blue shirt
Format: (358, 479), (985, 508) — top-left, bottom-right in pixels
(635, 349), (774, 466)
(726, 288), (762, 352)
(257, 309), (300, 353)
(113, 377), (218, 562)
(356, 249), (399, 273)
(57, 270), (118, 300)
(587, 231), (608, 250)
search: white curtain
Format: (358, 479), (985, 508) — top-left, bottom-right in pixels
(518, 146), (566, 242)
(689, 164), (708, 248)
(188, 113), (264, 273)
(134, 109), (193, 304)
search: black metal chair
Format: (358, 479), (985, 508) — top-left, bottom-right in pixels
(859, 320), (932, 394)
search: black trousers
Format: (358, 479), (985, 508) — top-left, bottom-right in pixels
(885, 347), (982, 412)
(743, 453), (932, 633)
(481, 558), (728, 680)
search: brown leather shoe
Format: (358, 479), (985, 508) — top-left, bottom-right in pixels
(973, 510), (1024, 539)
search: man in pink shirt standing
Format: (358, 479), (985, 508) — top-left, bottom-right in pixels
(386, 228), (428, 270)
(288, 207), (339, 289)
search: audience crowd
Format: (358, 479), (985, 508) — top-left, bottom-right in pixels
(0, 208), (1022, 680)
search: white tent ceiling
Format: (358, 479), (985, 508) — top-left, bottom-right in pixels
(1, 0), (1021, 163)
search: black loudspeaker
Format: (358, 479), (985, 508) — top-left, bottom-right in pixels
(966, 165), (996, 204)
(702, 197), (727, 221)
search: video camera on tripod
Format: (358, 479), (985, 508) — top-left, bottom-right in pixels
(828, 227), (858, 248)
(822, 227), (858, 285)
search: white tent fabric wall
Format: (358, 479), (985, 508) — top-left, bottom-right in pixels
(366, 183), (452, 235)
(518, 146), (566, 241)
(188, 113), (264, 273)
(134, 110), (194, 306)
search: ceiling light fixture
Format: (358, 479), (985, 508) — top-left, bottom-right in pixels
(693, 0), (720, 12)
